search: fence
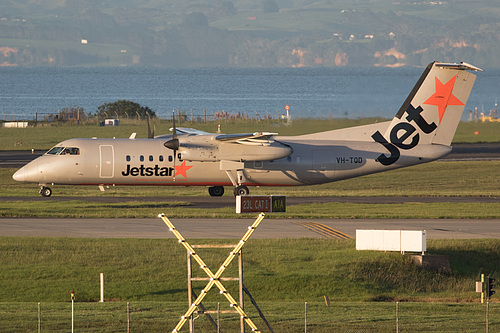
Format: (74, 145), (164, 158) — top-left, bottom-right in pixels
(1, 109), (290, 124)
(1, 301), (498, 332)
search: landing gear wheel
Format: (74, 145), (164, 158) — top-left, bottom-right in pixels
(40, 186), (52, 197)
(233, 185), (249, 196)
(208, 186), (224, 197)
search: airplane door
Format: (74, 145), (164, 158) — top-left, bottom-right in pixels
(99, 145), (114, 178)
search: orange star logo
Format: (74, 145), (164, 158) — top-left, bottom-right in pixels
(174, 161), (193, 178)
(423, 75), (464, 124)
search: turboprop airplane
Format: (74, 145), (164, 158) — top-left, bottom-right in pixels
(13, 61), (481, 197)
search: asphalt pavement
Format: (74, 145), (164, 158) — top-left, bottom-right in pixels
(1, 217), (499, 239)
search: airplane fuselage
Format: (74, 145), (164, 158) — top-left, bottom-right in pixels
(12, 61), (480, 197)
(13, 135), (450, 188)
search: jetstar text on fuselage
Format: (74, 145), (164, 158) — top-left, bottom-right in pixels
(122, 165), (175, 177)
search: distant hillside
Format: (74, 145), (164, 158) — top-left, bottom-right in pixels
(0, 0), (498, 68)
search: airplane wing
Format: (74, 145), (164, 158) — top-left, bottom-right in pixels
(173, 127), (213, 135)
(215, 132), (278, 145)
(154, 127), (213, 139)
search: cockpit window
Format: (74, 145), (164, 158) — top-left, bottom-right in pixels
(46, 147), (65, 155)
(63, 147), (80, 155)
(45, 147), (80, 155)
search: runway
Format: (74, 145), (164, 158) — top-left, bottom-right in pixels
(1, 217), (499, 239)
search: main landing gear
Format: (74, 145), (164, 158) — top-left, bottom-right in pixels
(207, 185), (250, 197)
(40, 186), (52, 197)
(208, 186), (225, 197)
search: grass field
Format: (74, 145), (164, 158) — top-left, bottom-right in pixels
(1, 301), (498, 332)
(0, 237), (499, 331)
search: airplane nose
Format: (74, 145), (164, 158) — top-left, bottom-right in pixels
(12, 161), (41, 183)
(12, 167), (26, 182)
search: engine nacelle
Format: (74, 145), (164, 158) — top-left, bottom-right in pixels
(178, 140), (292, 162)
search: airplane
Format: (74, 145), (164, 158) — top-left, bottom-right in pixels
(13, 61), (481, 197)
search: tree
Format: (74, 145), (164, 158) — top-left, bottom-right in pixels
(96, 100), (156, 120)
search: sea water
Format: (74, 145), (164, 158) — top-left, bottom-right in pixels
(0, 66), (497, 121)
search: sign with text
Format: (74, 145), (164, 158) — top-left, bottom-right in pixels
(236, 196), (286, 214)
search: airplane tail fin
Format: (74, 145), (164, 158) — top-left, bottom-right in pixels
(383, 62), (481, 147)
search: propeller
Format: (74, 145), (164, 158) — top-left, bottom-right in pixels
(164, 110), (179, 151)
(147, 113), (155, 139)
(164, 110), (180, 179)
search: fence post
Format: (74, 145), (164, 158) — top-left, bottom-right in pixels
(396, 301), (399, 333)
(127, 302), (130, 333)
(38, 302), (41, 333)
(486, 300), (489, 333)
(304, 302), (307, 333)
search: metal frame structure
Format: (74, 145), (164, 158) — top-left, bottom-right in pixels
(188, 243), (244, 332)
(159, 213), (265, 333)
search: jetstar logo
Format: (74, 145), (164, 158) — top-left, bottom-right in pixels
(121, 161), (193, 178)
(372, 75), (462, 166)
(423, 75), (464, 124)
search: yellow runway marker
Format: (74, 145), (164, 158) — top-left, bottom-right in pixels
(295, 222), (352, 239)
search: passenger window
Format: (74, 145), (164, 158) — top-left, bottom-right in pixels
(168, 156), (173, 162)
(149, 155), (154, 162)
(126, 155), (131, 162)
(159, 155), (164, 162)
(140, 155), (144, 162)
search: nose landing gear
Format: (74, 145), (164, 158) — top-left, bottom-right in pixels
(40, 186), (52, 197)
(234, 185), (249, 196)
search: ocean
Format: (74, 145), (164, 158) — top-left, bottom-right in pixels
(0, 66), (497, 121)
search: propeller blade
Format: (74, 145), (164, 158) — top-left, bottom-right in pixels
(172, 109), (177, 140)
(147, 114), (153, 139)
(163, 110), (179, 180)
(163, 110), (180, 150)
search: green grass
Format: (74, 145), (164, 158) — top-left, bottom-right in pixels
(0, 237), (499, 331)
(1, 301), (498, 332)
(1, 200), (499, 219)
(1, 237), (498, 303)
